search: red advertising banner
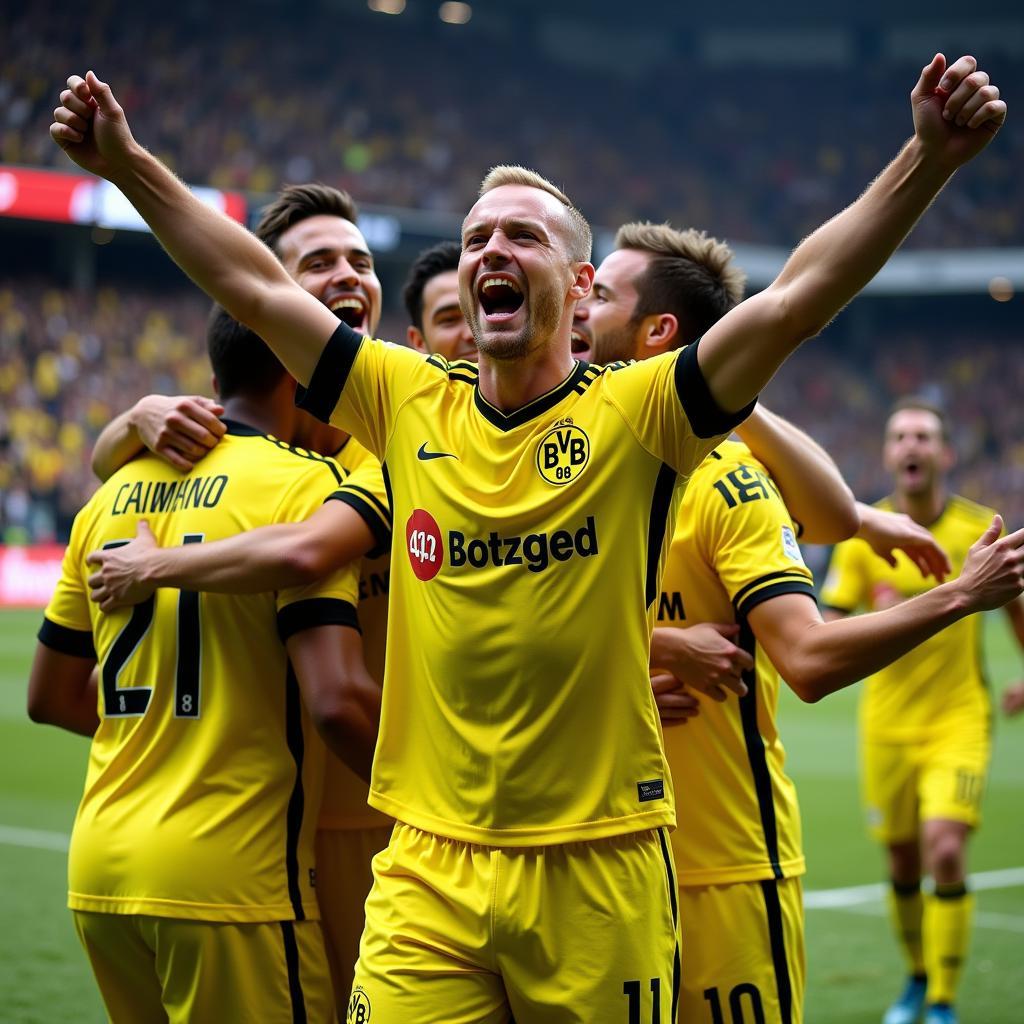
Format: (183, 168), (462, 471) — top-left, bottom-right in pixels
(0, 165), (246, 228)
(0, 545), (64, 608)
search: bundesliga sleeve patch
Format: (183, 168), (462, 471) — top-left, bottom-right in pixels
(781, 525), (805, 564)
(637, 779), (665, 803)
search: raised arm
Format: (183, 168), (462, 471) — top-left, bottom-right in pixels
(751, 517), (1024, 703)
(735, 405), (857, 543)
(696, 54), (1007, 412)
(86, 503), (376, 611)
(51, 72), (338, 384)
(92, 395), (225, 481)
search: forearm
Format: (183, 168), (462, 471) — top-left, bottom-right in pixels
(92, 408), (145, 482)
(108, 146), (320, 383)
(774, 138), (953, 337)
(786, 583), (971, 700)
(735, 406), (857, 543)
(316, 689), (380, 784)
(1005, 597), (1024, 654)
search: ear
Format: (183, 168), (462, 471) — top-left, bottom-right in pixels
(640, 313), (679, 356)
(407, 326), (429, 354)
(211, 374), (221, 398)
(568, 263), (595, 301)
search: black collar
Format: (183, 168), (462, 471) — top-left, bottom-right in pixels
(473, 360), (591, 431)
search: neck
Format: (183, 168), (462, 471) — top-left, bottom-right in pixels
(895, 485), (947, 526)
(221, 396), (294, 440)
(476, 346), (576, 413)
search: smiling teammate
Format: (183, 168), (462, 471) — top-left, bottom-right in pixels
(50, 55), (1014, 1021)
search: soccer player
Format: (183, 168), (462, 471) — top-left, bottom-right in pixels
(50, 56), (1014, 1021)
(403, 240), (478, 362)
(87, 183), (395, 1013)
(26, 306), (381, 1023)
(575, 222), (1004, 1023)
(822, 399), (1024, 1024)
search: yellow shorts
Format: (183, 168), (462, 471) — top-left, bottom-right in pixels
(861, 724), (991, 843)
(349, 823), (681, 1024)
(316, 824), (393, 1014)
(676, 877), (805, 1024)
(72, 911), (333, 1023)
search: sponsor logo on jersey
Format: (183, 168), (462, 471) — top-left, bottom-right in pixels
(637, 779), (665, 803)
(405, 510), (600, 578)
(417, 442), (457, 461)
(780, 524), (804, 564)
(536, 423), (590, 485)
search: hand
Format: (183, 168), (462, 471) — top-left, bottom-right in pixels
(50, 71), (139, 180)
(955, 516), (1024, 613)
(650, 624), (751, 702)
(1001, 681), (1024, 717)
(651, 673), (701, 725)
(857, 503), (951, 581)
(132, 395), (225, 472)
(86, 520), (159, 611)
(912, 54), (1007, 170)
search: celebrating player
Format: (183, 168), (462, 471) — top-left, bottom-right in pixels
(26, 307), (381, 1023)
(50, 55), (1013, 1021)
(822, 398), (1024, 1024)
(403, 240), (478, 362)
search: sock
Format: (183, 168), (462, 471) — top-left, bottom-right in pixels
(924, 881), (973, 1006)
(887, 879), (926, 977)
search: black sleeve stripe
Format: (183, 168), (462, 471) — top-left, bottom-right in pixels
(294, 322), (364, 424)
(38, 618), (96, 659)
(737, 580), (817, 619)
(277, 598), (360, 643)
(326, 492), (392, 558)
(674, 339), (757, 439)
(333, 484), (392, 526)
(731, 569), (811, 611)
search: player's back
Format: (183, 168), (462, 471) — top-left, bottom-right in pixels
(47, 420), (348, 922)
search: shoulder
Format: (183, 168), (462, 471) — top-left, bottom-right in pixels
(948, 493), (998, 528)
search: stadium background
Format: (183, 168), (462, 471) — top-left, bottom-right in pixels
(0, 1), (1021, 1020)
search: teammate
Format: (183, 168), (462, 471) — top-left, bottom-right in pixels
(26, 306), (381, 1023)
(50, 57), (1013, 1021)
(822, 398), (1024, 1024)
(86, 183), (395, 1013)
(403, 240), (477, 361)
(575, 221), (1008, 1023)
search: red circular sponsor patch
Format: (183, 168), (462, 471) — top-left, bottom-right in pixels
(406, 509), (443, 581)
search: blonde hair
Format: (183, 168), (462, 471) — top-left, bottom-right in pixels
(478, 165), (592, 261)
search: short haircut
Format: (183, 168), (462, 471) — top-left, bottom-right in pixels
(403, 241), (462, 330)
(206, 304), (286, 400)
(614, 222), (746, 349)
(887, 396), (951, 442)
(254, 183), (359, 255)
(478, 165), (592, 262)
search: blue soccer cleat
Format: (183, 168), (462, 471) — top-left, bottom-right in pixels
(882, 976), (928, 1024)
(923, 1005), (957, 1024)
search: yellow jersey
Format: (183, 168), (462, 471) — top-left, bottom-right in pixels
(821, 494), (995, 742)
(658, 442), (814, 884)
(296, 323), (753, 846)
(321, 434), (393, 830)
(39, 420), (362, 922)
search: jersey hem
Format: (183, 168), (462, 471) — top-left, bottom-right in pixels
(67, 892), (320, 922)
(674, 856), (806, 886)
(317, 813), (394, 831)
(368, 792), (675, 847)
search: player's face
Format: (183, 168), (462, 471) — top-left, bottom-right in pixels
(572, 248), (650, 364)
(883, 408), (952, 497)
(276, 215), (383, 336)
(460, 185), (580, 361)
(414, 270), (478, 362)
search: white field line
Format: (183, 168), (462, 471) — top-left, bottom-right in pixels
(804, 866), (1024, 909)
(0, 824), (70, 852)
(827, 900), (1024, 935)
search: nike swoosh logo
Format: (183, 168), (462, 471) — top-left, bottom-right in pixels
(417, 443), (458, 461)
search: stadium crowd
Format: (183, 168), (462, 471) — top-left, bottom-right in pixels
(2, 276), (1021, 544)
(3, 3), (1022, 250)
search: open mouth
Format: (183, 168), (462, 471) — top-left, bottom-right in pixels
(477, 274), (524, 322)
(570, 327), (591, 355)
(328, 295), (368, 330)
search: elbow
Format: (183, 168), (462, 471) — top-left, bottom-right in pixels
(27, 691), (56, 725)
(831, 495), (861, 543)
(772, 282), (832, 344)
(283, 545), (327, 586)
(781, 663), (828, 704)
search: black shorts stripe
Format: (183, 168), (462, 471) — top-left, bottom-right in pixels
(657, 828), (682, 1022)
(294, 322), (363, 424)
(673, 339), (757, 439)
(279, 921), (308, 1024)
(645, 463), (679, 608)
(759, 879), (793, 1024)
(737, 616), (783, 878)
(283, 664), (306, 920)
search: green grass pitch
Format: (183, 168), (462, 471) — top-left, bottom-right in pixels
(1, 607), (1021, 1022)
